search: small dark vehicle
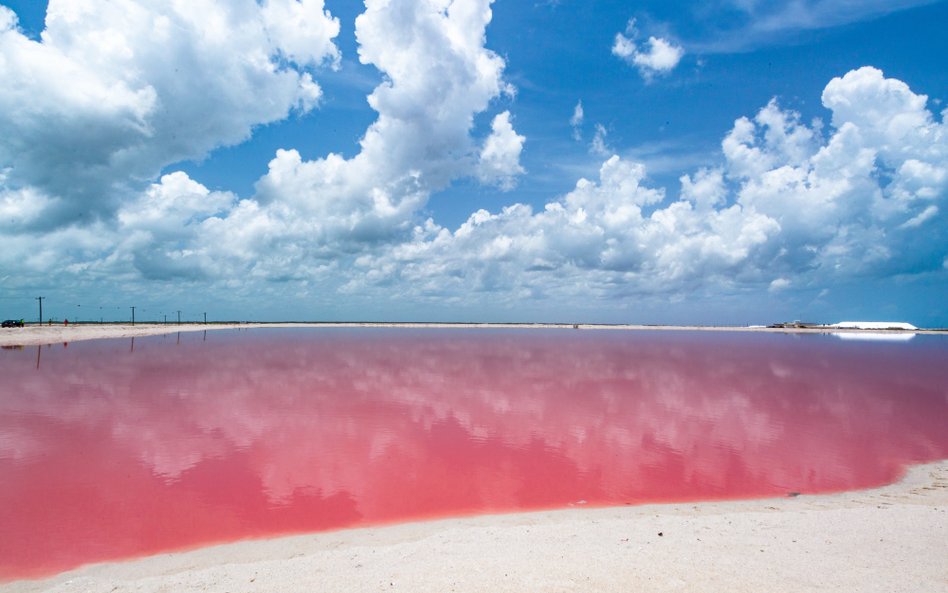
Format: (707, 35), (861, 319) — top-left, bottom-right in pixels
(2, 319), (25, 328)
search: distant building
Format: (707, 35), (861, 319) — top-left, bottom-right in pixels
(831, 321), (918, 330)
(767, 320), (822, 329)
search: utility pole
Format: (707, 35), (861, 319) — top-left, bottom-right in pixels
(203, 312), (207, 325)
(36, 296), (44, 325)
(131, 306), (136, 326)
(164, 314), (167, 324)
(177, 310), (181, 324)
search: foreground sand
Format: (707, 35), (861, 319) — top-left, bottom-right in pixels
(3, 461), (946, 593)
(0, 321), (940, 346)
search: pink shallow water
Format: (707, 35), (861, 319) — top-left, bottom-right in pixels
(0, 328), (946, 579)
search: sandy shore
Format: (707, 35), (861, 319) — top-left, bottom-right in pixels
(2, 461), (945, 592)
(1, 321), (941, 346)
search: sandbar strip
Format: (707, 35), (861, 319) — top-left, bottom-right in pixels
(1, 321), (942, 347)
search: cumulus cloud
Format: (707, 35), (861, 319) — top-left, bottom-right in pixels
(1, 0), (524, 285)
(612, 19), (684, 80)
(1, 3), (944, 317)
(116, 172), (237, 281)
(347, 66), (946, 303)
(115, 0), (519, 283)
(348, 154), (778, 301)
(478, 111), (526, 190)
(0, 6), (16, 31)
(261, 0), (342, 68)
(0, 0), (340, 229)
(353, 0), (513, 189)
(199, 0), (523, 280)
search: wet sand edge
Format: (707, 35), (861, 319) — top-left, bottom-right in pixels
(3, 460), (946, 593)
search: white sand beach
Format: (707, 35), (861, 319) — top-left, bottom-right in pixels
(0, 321), (940, 347)
(2, 461), (945, 592)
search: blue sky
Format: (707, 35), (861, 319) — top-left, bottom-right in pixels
(1, 0), (946, 326)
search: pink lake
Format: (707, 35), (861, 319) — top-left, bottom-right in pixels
(0, 328), (946, 580)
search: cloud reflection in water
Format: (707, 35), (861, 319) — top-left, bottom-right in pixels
(0, 328), (946, 579)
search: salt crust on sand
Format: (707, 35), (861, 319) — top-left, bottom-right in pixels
(2, 462), (946, 593)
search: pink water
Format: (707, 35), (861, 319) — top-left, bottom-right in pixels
(0, 328), (946, 580)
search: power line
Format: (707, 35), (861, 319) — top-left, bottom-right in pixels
(3, 297), (210, 325)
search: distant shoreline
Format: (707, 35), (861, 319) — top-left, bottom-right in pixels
(1, 321), (944, 347)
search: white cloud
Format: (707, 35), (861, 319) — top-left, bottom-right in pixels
(612, 19), (684, 80)
(0, 6), (16, 31)
(348, 154), (778, 301)
(590, 124), (612, 157)
(0, 0), (944, 318)
(570, 100), (584, 140)
(213, 0), (521, 271)
(0, 0), (340, 227)
(115, 172), (237, 280)
(694, 0), (940, 53)
(680, 168), (727, 211)
(721, 99), (819, 179)
(261, 0), (341, 68)
(40, 0), (519, 287)
(347, 67), (946, 304)
(634, 37), (685, 72)
(821, 67), (940, 165)
(743, 0), (937, 33)
(352, 0), (514, 190)
(899, 205), (938, 229)
(718, 67), (945, 278)
(478, 111), (526, 190)
(1, 0), (524, 286)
